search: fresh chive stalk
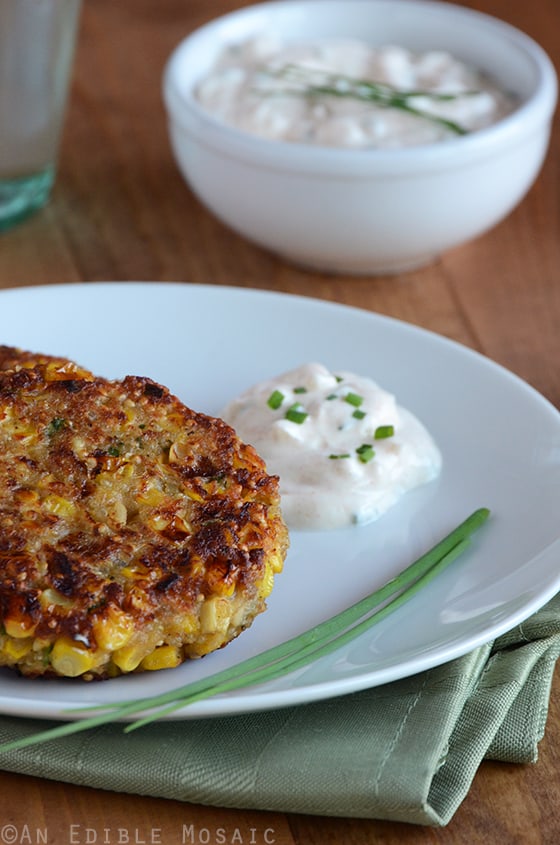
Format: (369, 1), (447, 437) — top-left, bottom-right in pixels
(0, 508), (489, 751)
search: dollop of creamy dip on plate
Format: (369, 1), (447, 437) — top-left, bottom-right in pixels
(222, 363), (442, 530)
(196, 36), (516, 149)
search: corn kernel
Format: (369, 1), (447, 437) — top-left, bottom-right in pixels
(3, 637), (33, 660)
(32, 637), (52, 652)
(51, 637), (97, 677)
(42, 494), (76, 519)
(147, 513), (170, 532)
(45, 360), (91, 382)
(186, 489), (204, 503)
(122, 400), (136, 423)
(110, 500), (128, 527)
(0, 406), (13, 425)
(119, 463), (135, 480)
(270, 551), (284, 574)
(4, 618), (37, 639)
(112, 643), (148, 673)
(39, 588), (73, 611)
(140, 645), (182, 671)
(93, 608), (135, 651)
(170, 513), (191, 535)
(215, 578), (236, 598)
(120, 563), (150, 580)
(136, 486), (166, 507)
(257, 562), (275, 600)
(200, 597), (230, 634)
(232, 601), (249, 628)
(188, 556), (205, 579)
(13, 422), (36, 441)
(168, 439), (189, 463)
(192, 631), (228, 657)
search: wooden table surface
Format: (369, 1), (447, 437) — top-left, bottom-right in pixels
(0, 0), (559, 841)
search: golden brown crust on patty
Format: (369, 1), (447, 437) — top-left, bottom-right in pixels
(0, 344), (75, 372)
(0, 347), (288, 679)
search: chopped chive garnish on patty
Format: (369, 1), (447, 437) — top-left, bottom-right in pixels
(46, 417), (66, 435)
(352, 409), (367, 420)
(329, 453), (351, 459)
(293, 386), (307, 394)
(267, 389), (285, 410)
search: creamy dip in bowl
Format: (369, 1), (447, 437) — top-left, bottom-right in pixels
(196, 37), (516, 149)
(163, 0), (557, 275)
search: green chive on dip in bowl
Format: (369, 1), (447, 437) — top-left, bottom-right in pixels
(163, 0), (557, 275)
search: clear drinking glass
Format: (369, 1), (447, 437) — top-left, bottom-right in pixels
(0, 0), (81, 231)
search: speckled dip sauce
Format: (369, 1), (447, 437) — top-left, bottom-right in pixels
(222, 363), (442, 530)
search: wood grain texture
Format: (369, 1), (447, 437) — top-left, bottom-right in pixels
(0, 0), (559, 841)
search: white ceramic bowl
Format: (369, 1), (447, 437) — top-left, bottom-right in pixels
(163, 0), (557, 275)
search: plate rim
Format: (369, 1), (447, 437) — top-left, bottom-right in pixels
(0, 280), (559, 722)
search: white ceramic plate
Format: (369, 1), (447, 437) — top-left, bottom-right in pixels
(1, 282), (559, 722)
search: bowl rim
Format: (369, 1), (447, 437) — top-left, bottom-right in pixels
(163, 0), (558, 176)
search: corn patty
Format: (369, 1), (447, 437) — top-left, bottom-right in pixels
(0, 346), (288, 679)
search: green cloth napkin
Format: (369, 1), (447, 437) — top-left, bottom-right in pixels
(1, 593), (559, 827)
